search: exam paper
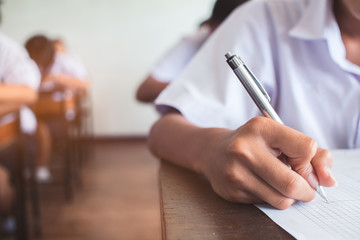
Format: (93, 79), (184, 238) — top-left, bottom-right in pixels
(256, 149), (360, 240)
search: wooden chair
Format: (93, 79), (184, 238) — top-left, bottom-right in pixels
(33, 87), (83, 200)
(73, 90), (93, 169)
(0, 111), (39, 240)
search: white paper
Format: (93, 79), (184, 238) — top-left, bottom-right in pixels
(256, 149), (360, 240)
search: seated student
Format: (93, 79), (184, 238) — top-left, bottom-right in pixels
(45, 38), (89, 92)
(147, 0), (359, 209)
(24, 34), (55, 182)
(0, 30), (40, 232)
(25, 35), (89, 182)
(136, 0), (249, 103)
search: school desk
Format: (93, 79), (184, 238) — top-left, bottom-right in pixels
(158, 160), (295, 240)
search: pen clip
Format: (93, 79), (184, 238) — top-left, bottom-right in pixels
(242, 64), (271, 103)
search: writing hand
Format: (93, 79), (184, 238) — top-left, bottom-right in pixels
(200, 117), (337, 209)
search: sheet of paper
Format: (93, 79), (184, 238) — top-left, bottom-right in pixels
(256, 149), (360, 240)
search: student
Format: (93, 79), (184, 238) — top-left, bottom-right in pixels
(147, 0), (359, 209)
(45, 38), (89, 92)
(25, 35), (89, 182)
(24, 34), (56, 182)
(0, 28), (40, 232)
(25, 35), (89, 91)
(136, 0), (248, 103)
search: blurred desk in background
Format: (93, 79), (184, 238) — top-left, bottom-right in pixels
(159, 160), (295, 240)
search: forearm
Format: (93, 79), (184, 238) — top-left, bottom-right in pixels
(0, 85), (38, 105)
(0, 103), (22, 116)
(136, 76), (169, 103)
(44, 74), (88, 92)
(148, 113), (230, 174)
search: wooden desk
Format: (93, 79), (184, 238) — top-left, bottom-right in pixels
(159, 161), (295, 240)
(0, 115), (17, 149)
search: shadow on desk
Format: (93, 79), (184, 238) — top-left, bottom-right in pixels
(159, 160), (295, 240)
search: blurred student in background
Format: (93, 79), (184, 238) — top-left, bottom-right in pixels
(0, 1), (41, 230)
(136, 0), (249, 103)
(45, 38), (89, 92)
(25, 35), (89, 99)
(24, 34), (55, 182)
(25, 34), (89, 182)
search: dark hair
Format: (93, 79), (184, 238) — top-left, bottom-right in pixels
(201, 0), (249, 29)
(25, 34), (55, 74)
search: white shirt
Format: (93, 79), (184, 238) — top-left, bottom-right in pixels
(49, 52), (88, 81)
(155, 0), (360, 150)
(150, 25), (211, 83)
(45, 51), (88, 117)
(0, 32), (41, 133)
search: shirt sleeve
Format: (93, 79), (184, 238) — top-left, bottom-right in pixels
(49, 53), (89, 81)
(155, 1), (278, 129)
(150, 26), (211, 83)
(0, 35), (41, 89)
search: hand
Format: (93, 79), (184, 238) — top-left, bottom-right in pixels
(200, 117), (337, 209)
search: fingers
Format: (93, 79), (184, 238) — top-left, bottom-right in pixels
(258, 117), (318, 161)
(245, 150), (316, 203)
(238, 173), (297, 210)
(233, 117), (321, 203)
(209, 117), (333, 209)
(311, 148), (337, 187)
(218, 165), (297, 209)
(249, 117), (331, 190)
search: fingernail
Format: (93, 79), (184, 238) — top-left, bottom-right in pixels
(307, 172), (319, 189)
(326, 167), (338, 187)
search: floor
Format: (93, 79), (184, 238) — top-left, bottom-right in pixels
(34, 139), (161, 240)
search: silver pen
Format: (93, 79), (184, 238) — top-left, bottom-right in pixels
(225, 52), (328, 202)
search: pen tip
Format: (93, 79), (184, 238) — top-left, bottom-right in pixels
(316, 186), (329, 203)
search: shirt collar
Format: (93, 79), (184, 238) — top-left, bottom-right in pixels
(289, 0), (332, 40)
(289, 0), (360, 74)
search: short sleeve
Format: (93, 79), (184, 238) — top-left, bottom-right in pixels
(49, 53), (89, 80)
(155, 1), (278, 129)
(0, 33), (41, 89)
(150, 26), (211, 83)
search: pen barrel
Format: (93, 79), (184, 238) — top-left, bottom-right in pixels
(232, 65), (283, 124)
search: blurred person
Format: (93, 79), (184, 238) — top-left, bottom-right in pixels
(26, 35), (89, 91)
(24, 34), (55, 182)
(136, 0), (249, 103)
(0, 0), (41, 231)
(46, 38), (89, 92)
(25, 35), (89, 182)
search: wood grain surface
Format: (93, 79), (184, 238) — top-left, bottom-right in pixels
(159, 160), (295, 240)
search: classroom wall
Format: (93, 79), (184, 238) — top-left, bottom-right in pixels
(1, 0), (213, 137)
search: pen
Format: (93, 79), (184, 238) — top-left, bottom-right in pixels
(225, 52), (328, 202)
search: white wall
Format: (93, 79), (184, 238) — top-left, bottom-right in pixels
(1, 0), (214, 137)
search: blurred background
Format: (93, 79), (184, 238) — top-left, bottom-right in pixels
(1, 0), (214, 137)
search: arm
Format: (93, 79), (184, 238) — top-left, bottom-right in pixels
(0, 104), (22, 116)
(43, 74), (89, 92)
(136, 76), (169, 103)
(0, 85), (38, 115)
(0, 85), (38, 105)
(149, 112), (337, 209)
